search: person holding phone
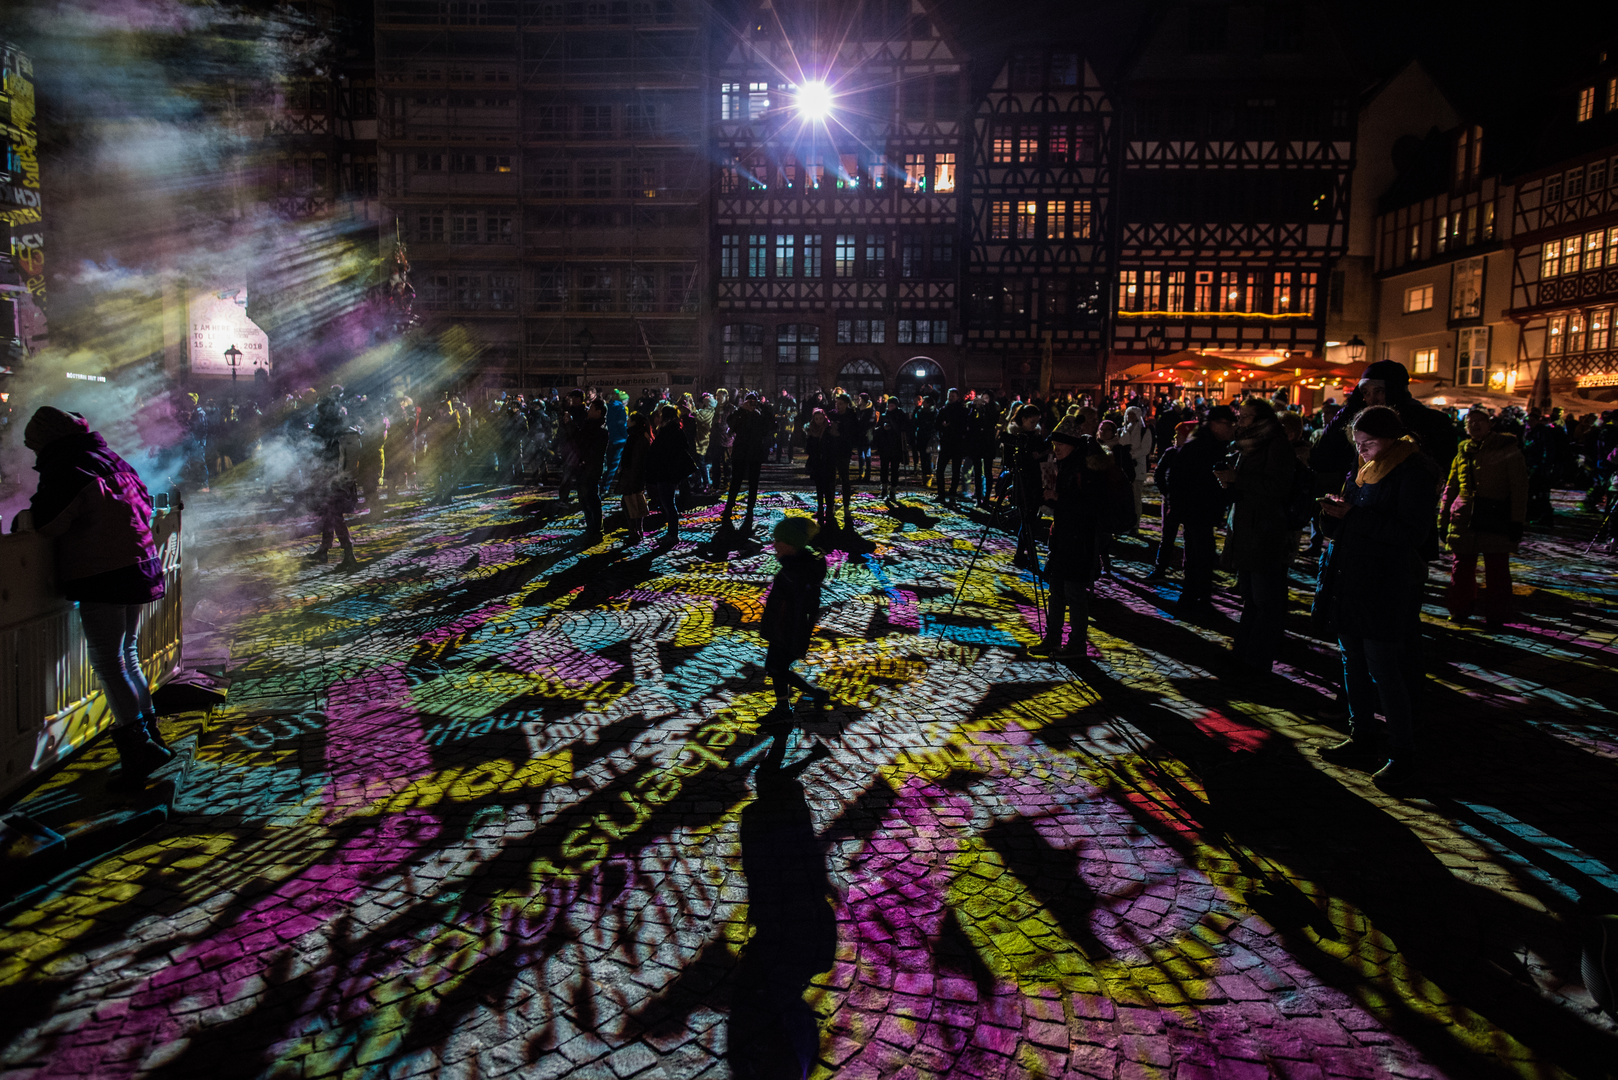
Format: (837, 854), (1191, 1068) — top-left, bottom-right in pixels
(1316, 405), (1440, 790)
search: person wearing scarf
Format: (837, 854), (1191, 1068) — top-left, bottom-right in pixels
(1213, 397), (1297, 675)
(1317, 405), (1440, 790)
(16, 407), (173, 787)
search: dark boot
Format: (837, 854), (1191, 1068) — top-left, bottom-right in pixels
(110, 725), (173, 785)
(337, 547), (359, 572)
(304, 548), (329, 564)
(141, 714), (169, 753)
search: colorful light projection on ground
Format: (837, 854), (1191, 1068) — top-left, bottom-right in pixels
(2, 487), (1616, 1078)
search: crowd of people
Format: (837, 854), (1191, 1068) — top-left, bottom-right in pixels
(9, 357), (1618, 792)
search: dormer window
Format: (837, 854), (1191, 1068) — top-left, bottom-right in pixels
(1578, 86), (1596, 122)
(1454, 125), (1483, 187)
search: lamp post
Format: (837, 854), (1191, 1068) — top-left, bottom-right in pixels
(1145, 323), (1165, 372)
(224, 344), (243, 392)
(575, 326), (593, 391)
(1345, 334), (1367, 366)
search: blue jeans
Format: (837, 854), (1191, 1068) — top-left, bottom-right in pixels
(1340, 635), (1415, 757)
(649, 481), (680, 537)
(80, 602), (154, 731)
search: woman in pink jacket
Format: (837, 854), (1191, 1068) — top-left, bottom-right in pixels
(20, 407), (172, 785)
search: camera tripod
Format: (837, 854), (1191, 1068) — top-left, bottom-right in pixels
(942, 452), (1048, 640)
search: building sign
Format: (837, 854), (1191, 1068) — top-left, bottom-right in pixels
(188, 287), (271, 377)
(1576, 371), (1618, 388)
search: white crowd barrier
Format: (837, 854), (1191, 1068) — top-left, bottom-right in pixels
(0, 509), (183, 804)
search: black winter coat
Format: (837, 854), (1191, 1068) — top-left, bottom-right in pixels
(1167, 428), (1232, 527)
(729, 407), (770, 461)
(1322, 445), (1440, 641)
(760, 550), (826, 658)
(1044, 442), (1112, 586)
(645, 423), (698, 484)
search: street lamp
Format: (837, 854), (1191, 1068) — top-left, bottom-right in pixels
(1145, 323), (1165, 372)
(1345, 334), (1366, 366)
(224, 344), (243, 386)
(575, 326), (594, 390)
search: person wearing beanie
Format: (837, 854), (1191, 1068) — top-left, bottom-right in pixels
(1310, 359), (1457, 496)
(16, 407), (174, 787)
(759, 515), (831, 723)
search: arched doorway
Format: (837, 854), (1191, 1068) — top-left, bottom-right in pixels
(836, 357), (886, 400)
(894, 357), (947, 404)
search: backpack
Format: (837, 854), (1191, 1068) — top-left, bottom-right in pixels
(1283, 456), (1316, 530)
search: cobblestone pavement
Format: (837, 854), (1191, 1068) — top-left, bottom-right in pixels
(3, 478), (1617, 1080)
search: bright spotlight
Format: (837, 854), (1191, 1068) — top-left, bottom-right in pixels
(796, 81), (834, 121)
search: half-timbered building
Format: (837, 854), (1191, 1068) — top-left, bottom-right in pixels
(963, 41), (1115, 393)
(711, 0), (965, 399)
(1371, 110), (1519, 395)
(375, 0), (709, 392)
(1112, 2), (1356, 379)
(1506, 53), (1618, 397)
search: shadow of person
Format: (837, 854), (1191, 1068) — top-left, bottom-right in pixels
(728, 735), (836, 1080)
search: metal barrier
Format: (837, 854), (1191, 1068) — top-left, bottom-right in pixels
(0, 510), (183, 805)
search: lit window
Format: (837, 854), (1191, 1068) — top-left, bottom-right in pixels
(1048, 124), (1070, 164)
(1221, 271), (1241, 311)
(903, 153), (926, 192)
(1412, 348), (1437, 374)
(1017, 124), (1039, 163)
(1073, 199), (1093, 239)
(1273, 271), (1293, 314)
(721, 82), (742, 121)
(1564, 234), (1584, 276)
(1119, 270), (1138, 312)
(747, 234), (768, 278)
(1166, 271), (1186, 313)
(990, 201), (1012, 240)
(1407, 224), (1421, 262)
(747, 81), (770, 119)
(1609, 78), (1618, 112)
(774, 234), (796, 277)
(1143, 270), (1163, 310)
(1578, 86), (1596, 122)
(834, 234), (857, 278)
(992, 128), (1015, 164)
(1588, 231), (1608, 271)
(1568, 310), (1588, 353)
(1015, 201), (1037, 239)
(1541, 238), (1562, 279)
(1450, 259), (1484, 320)
(1194, 270), (1213, 312)
(1404, 284), (1434, 313)
(1299, 272), (1318, 315)
(1546, 314), (1566, 355)
(1459, 326), (1489, 385)
(1590, 307), (1612, 351)
(1045, 199), (1068, 240)
(933, 153), (955, 193)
